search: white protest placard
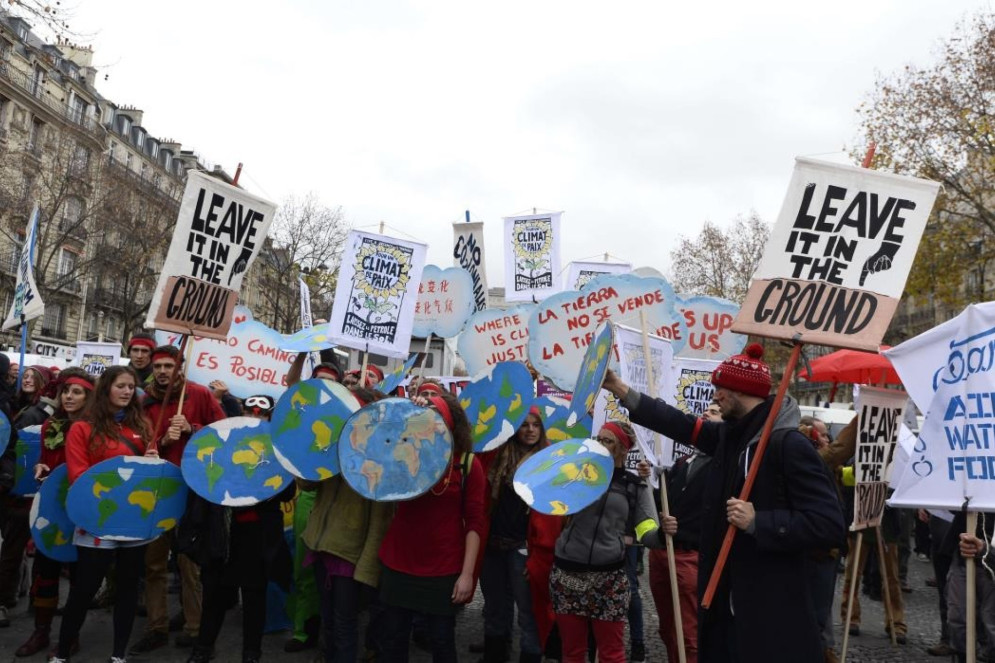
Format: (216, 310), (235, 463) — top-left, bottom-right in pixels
(852, 386), (907, 530)
(3, 205), (44, 330)
(528, 273), (685, 391)
(75, 341), (122, 376)
(733, 158), (939, 351)
(566, 261), (632, 290)
(146, 171), (277, 340)
(503, 212), (562, 302)
(659, 358), (720, 467)
(453, 221), (488, 313)
(592, 325), (673, 469)
(457, 304), (534, 377)
(412, 265), (475, 339)
(889, 304), (995, 511)
(328, 230), (426, 359)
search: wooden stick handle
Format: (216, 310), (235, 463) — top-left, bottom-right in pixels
(967, 511), (979, 663)
(840, 531), (863, 663)
(874, 525), (897, 646)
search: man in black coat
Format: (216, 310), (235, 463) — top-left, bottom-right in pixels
(603, 343), (845, 663)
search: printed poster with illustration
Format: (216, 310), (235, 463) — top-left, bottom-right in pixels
(75, 341), (122, 376)
(566, 261), (632, 290)
(503, 212), (562, 302)
(659, 358), (721, 467)
(452, 221), (489, 313)
(146, 171), (277, 340)
(329, 231), (427, 359)
(733, 158), (939, 351)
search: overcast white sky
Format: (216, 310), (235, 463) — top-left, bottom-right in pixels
(60, 0), (993, 284)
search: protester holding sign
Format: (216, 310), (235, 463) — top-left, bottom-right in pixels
(15, 368), (94, 656)
(127, 334), (156, 385)
(478, 408), (547, 663)
(133, 345), (225, 654)
(549, 421), (663, 663)
(53, 365), (156, 663)
(377, 391), (485, 662)
(602, 344), (846, 663)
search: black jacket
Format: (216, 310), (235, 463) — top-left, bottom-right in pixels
(629, 393), (845, 663)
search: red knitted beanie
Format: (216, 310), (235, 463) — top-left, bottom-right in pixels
(711, 343), (771, 398)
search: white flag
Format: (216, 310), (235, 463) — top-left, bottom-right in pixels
(3, 205), (45, 330)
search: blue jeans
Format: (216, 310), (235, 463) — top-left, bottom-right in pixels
(480, 547), (542, 655)
(379, 604), (456, 663)
(626, 546), (645, 645)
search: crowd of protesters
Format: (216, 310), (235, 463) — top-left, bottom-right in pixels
(0, 337), (983, 663)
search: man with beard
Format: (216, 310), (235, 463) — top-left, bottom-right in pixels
(602, 343), (845, 663)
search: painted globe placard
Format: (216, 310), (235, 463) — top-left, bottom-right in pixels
(378, 353), (419, 396)
(0, 409), (12, 456)
(281, 322), (337, 352)
(339, 398), (452, 501)
(11, 425), (42, 496)
(29, 464), (76, 562)
(271, 378), (360, 480)
(567, 322), (615, 428)
(458, 361), (535, 453)
(181, 417), (292, 506)
(534, 396), (592, 443)
(513, 439), (613, 516)
(66, 456), (188, 541)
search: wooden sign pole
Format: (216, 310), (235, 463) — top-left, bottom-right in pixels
(839, 531), (864, 663)
(874, 526), (897, 646)
(967, 510), (979, 663)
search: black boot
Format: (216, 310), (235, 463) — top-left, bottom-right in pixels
(482, 636), (509, 663)
(185, 646), (211, 663)
(519, 653), (543, 663)
(242, 651), (261, 663)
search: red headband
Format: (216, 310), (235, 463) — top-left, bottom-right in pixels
(151, 350), (179, 364)
(529, 405), (541, 418)
(427, 395), (454, 433)
(64, 377), (94, 391)
(129, 338), (155, 351)
(602, 422), (632, 450)
(418, 382), (445, 396)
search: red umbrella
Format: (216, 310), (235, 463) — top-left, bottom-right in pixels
(798, 346), (901, 400)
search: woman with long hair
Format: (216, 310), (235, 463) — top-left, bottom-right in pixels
(479, 408), (547, 663)
(50, 365), (157, 663)
(551, 421), (666, 663)
(378, 390), (486, 662)
(14, 368), (95, 656)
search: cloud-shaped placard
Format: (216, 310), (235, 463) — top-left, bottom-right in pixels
(412, 265), (475, 339)
(458, 304), (534, 378)
(528, 274), (684, 391)
(676, 295), (745, 359)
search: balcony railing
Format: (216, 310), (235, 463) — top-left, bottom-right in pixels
(0, 61), (99, 136)
(39, 327), (67, 340)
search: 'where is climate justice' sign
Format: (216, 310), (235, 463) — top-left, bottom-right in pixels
(733, 158), (939, 351)
(146, 172), (277, 340)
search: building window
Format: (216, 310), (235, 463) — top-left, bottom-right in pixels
(42, 303), (65, 337)
(132, 128), (144, 150)
(86, 311), (97, 336)
(17, 24), (27, 41)
(117, 114), (131, 137)
(58, 248), (78, 277)
(31, 65), (44, 97)
(61, 197), (82, 229)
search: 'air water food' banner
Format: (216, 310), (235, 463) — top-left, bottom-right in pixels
(146, 171), (277, 340)
(852, 386), (907, 530)
(329, 231), (427, 359)
(452, 221), (488, 313)
(733, 158), (939, 351)
(504, 212), (561, 302)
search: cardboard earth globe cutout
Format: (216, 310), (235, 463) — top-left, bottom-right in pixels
(567, 322), (615, 428)
(281, 322), (337, 352)
(378, 353), (419, 395)
(339, 398), (453, 501)
(458, 361), (535, 453)
(182, 417), (292, 506)
(67, 456), (188, 541)
(513, 439), (613, 516)
(534, 396), (593, 443)
(11, 424), (41, 496)
(0, 409), (12, 456)
(271, 378), (360, 480)
(29, 464), (76, 562)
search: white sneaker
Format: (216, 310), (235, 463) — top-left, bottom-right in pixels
(47, 657), (67, 663)
(0, 605), (9, 627)
(109, 657), (127, 663)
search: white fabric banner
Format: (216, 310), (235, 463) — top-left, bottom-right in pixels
(145, 171), (277, 340)
(75, 341), (123, 376)
(565, 261), (632, 290)
(299, 277), (313, 328)
(592, 326), (673, 470)
(659, 358), (721, 468)
(3, 205), (44, 330)
(452, 222), (488, 313)
(328, 230), (427, 359)
(852, 386), (907, 530)
(503, 212), (562, 302)
(889, 304), (995, 511)
(733, 158), (939, 351)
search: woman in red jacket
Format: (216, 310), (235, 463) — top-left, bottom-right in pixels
(50, 365), (156, 663)
(378, 390), (486, 663)
(14, 368), (95, 657)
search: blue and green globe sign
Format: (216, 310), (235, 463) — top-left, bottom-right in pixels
(67, 456), (187, 541)
(271, 378), (360, 480)
(513, 439), (613, 516)
(182, 417), (292, 506)
(29, 464), (76, 562)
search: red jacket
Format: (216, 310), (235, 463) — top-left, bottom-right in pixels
(65, 421), (148, 484)
(143, 380), (224, 465)
(379, 455), (486, 578)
